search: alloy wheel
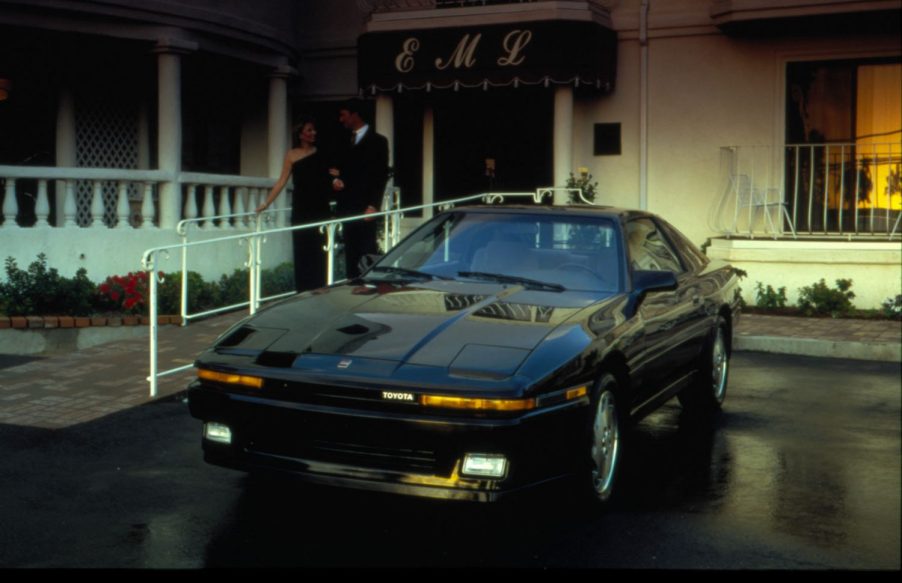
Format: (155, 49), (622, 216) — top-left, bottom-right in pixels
(590, 389), (621, 500)
(712, 327), (728, 404)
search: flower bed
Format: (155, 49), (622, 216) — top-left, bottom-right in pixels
(1, 254), (294, 320)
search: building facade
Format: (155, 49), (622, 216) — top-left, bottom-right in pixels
(0, 0), (300, 281)
(2, 0), (900, 307)
(297, 0), (901, 307)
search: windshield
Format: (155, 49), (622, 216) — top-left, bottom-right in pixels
(368, 211), (623, 292)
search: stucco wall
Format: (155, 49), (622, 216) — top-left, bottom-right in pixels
(708, 239), (902, 308)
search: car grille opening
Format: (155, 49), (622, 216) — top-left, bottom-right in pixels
(242, 409), (448, 474)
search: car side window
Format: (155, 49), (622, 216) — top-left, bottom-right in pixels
(658, 219), (709, 272)
(625, 218), (685, 274)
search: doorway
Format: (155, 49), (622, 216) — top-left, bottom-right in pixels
(432, 88), (553, 201)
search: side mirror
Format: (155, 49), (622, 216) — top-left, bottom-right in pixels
(632, 270), (678, 294)
(625, 270), (678, 316)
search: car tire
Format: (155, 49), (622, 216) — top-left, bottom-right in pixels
(679, 315), (730, 414)
(582, 373), (625, 507)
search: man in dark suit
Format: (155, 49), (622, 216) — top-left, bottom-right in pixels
(331, 99), (389, 278)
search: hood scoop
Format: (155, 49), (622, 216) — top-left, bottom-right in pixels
(256, 351), (300, 368)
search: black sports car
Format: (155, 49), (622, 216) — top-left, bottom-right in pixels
(188, 206), (741, 504)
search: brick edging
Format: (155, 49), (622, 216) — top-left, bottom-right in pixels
(0, 315), (184, 330)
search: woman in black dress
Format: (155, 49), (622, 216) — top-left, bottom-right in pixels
(256, 117), (332, 291)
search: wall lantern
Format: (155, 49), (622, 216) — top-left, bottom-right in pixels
(0, 78), (11, 101)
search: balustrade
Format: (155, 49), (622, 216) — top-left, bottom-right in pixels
(0, 166), (275, 231)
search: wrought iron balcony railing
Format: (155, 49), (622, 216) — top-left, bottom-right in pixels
(711, 143), (902, 239)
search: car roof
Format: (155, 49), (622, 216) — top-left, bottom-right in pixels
(446, 204), (653, 222)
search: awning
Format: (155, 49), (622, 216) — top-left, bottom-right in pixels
(358, 20), (617, 94)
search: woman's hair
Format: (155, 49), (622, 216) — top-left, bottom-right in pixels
(292, 115), (317, 146)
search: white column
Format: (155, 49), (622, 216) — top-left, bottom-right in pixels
(55, 88), (76, 227)
(137, 101), (151, 170)
(639, 0), (650, 211)
(423, 105), (435, 219)
(268, 66), (293, 228)
(553, 86), (574, 206)
(155, 40), (193, 229)
(376, 95), (394, 167)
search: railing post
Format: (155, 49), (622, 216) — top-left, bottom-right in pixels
(202, 185), (215, 230)
(147, 260), (160, 399)
(91, 181), (105, 228)
(255, 223), (264, 311)
(35, 179), (50, 227)
(220, 186), (234, 230)
(233, 187), (247, 228)
(807, 146), (814, 235)
(323, 222), (341, 285)
(2, 178), (18, 228)
(823, 144), (830, 234)
(838, 145), (845, 235)
(184, 184), (198, 224)
(116, 181), (131, 229)
(180, 227), (189, 327)
(249, 215), (264, 315)
(792, 146), (800, 235)
(63, 180), (78, 228)
(141, 182), (155, 229)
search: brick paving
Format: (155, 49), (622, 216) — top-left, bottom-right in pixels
(735, 314), (902, 344)
(0, 311), (898, 431)
(0, 311), (245, 430)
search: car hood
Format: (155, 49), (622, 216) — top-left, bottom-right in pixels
(217, 281), (613, 377)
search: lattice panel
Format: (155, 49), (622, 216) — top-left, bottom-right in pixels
(75, 92), (139, 226)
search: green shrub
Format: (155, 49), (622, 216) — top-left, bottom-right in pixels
(755, 282), (788, 309)
(882, 295), (902, 319)
(0, 257), (295, 317)
(218, 268), (250, 307)
(1, 254), (98, 316)
(261, 262), (295, 296)
(797, 278), (855, 317)
(217, 262), (294, 306)
(157, 271), (221, 315)
(565, 171), (598, 203)
(60, 268), (98, 316)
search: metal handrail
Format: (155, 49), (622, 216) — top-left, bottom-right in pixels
(174, 207), (289, 325)
(141, 189), (553, 397)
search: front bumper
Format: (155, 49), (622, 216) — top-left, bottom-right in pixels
(188, 383), (589, 502)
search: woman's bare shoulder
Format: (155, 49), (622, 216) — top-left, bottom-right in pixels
(287, 147), (318, 164)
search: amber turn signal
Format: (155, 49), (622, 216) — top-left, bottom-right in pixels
(198, 369), (264, 389)
(419, 394), (536, 411)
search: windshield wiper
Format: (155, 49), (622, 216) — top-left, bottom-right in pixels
(457, 271), (566, 292)
(370, 266), (451, 280)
